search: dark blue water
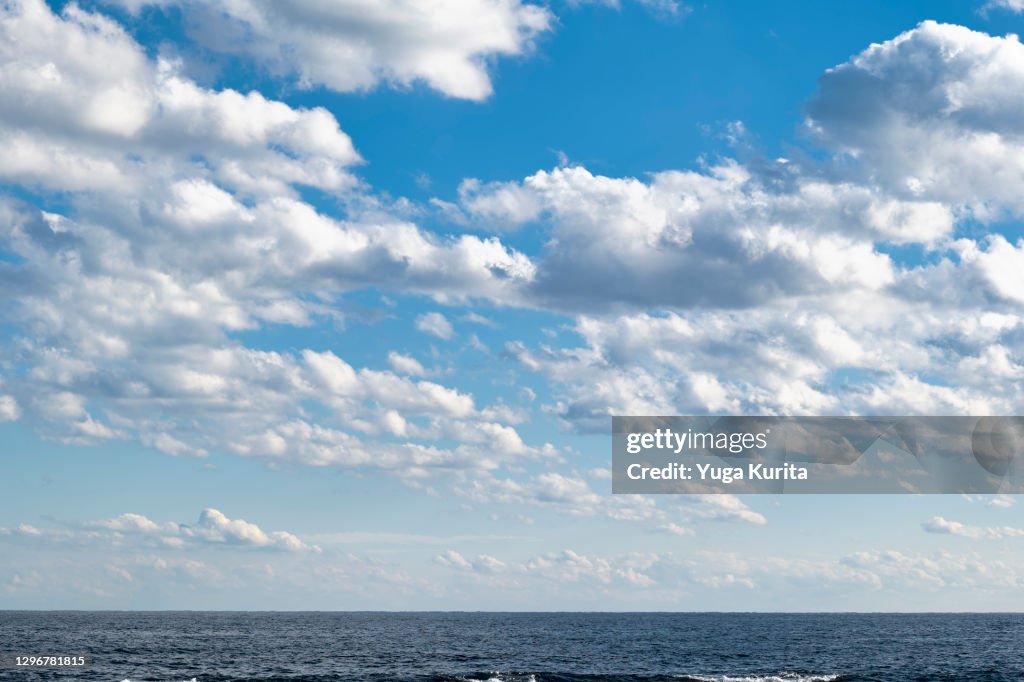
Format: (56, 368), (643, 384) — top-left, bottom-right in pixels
(0, 612), (1021, 682)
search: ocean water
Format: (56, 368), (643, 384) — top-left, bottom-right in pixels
(0, 612), (1021, 682)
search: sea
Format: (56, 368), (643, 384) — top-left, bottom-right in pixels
(0, 612), (1021, 682)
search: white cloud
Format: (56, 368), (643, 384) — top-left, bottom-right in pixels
(525, 549), (654, 586)
(101, 0), (553, 100)
(2, 509), (320, 552)
(987, 495), (1017, 509)
(840, 548), (1022, 590)
(4, 1), (1024, 560)
(684, 495), (767, 525)
(807, 21), (1024, 218)
(0, 1), (548, 475)
(453, 163), (971, 313)
(435, 549), (506, 572)
(956, 236), (1024, 305)
(435, 549), (474, 570)
(922, 516), (1024, 539)
(457, 177), (546, 229)
(982, 0), (1024, 11)
(194, 508), (316, 552)
(566, 0), (688, 19)
(505, 302), (1024, 431)
(387, 352), (429, 377)
(459, 472), (604, 513)
(0, 395), (20, 421)
(0, 1), (359, 196)
(457, 470), (765, 529)
(434, 23), (1024, 427)
(416, 312), (455, 340)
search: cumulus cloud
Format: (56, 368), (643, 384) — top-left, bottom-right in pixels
(987, 495), (1017, 509)
(4, 0), (1024, 554)
(0, 194), (535, 456)
(660, 522), (695, 537)
(387, 352), (429, 377)
(1, 509), (319, 552)
(6, 1), (1024, 468)
(437, 21), (1024, 425)
(807, 21), (1024, 218)
(435, 549), (506, 572)
(415, 312), (456, 340)
(504, 295), (1024, 429)
(0, 1), (548, 475)
(0, 395), (20, 422)
(100, 0), (553, 100)
(457, 163), (929, 311)
(922, 516), (1024, 539)
(839, 548), (1022, 590)
(440, 23), (1024, 428)
(457, 470), (765, 528)
(525, 549), (655, 586)
(684, 495), (767, 525)
(0, 1), (359, 195)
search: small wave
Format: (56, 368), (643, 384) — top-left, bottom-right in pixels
(676, 674), (843, 682)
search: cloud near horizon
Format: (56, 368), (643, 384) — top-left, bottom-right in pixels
(1, 508), (319, 552)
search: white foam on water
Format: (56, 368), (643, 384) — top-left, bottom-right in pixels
(489, 676), (535, 682)
(462, 674), (536, 682)
(677, 674), (842, 682)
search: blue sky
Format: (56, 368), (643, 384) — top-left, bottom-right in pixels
(1, 0), (1024, 610)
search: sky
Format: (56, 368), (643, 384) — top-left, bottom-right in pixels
(1, 0), (1024, 610)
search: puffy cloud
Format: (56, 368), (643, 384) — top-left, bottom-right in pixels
(0, 1), (359, 196)
(955, 236), (1024, 305)
(101, 0), (553, 100)
(455, 163), (967, 312)
(922, 516), (1024, 539)
(660, 522), (694, 537)
(685, 495), (767, 525)
(0, 1), (536, 303)
(458, 472), (605, 513)
(416, 312), (456, 340)
(435, 549), (474, 570)
(4, 1), (1024, 548)
(839, 548), (1022, 590)
(0, 0), (544, 475)
(514, 546), (1024, 595)
(194, 508), (315, 551)
(986, 495), (1017, 509)
(807, 21), (1024, 218)
(1, 196), (534, 363)
(2, 509), (319, 552)
(505, 301), (1024, 431)
(457, 470), (765, 528)
(2, 194), (548, 465)
(435, 549), (506, 572)
(0, 395), (20, 421)
(387, 352), (429, 377)
(525, 549), (654, 586)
